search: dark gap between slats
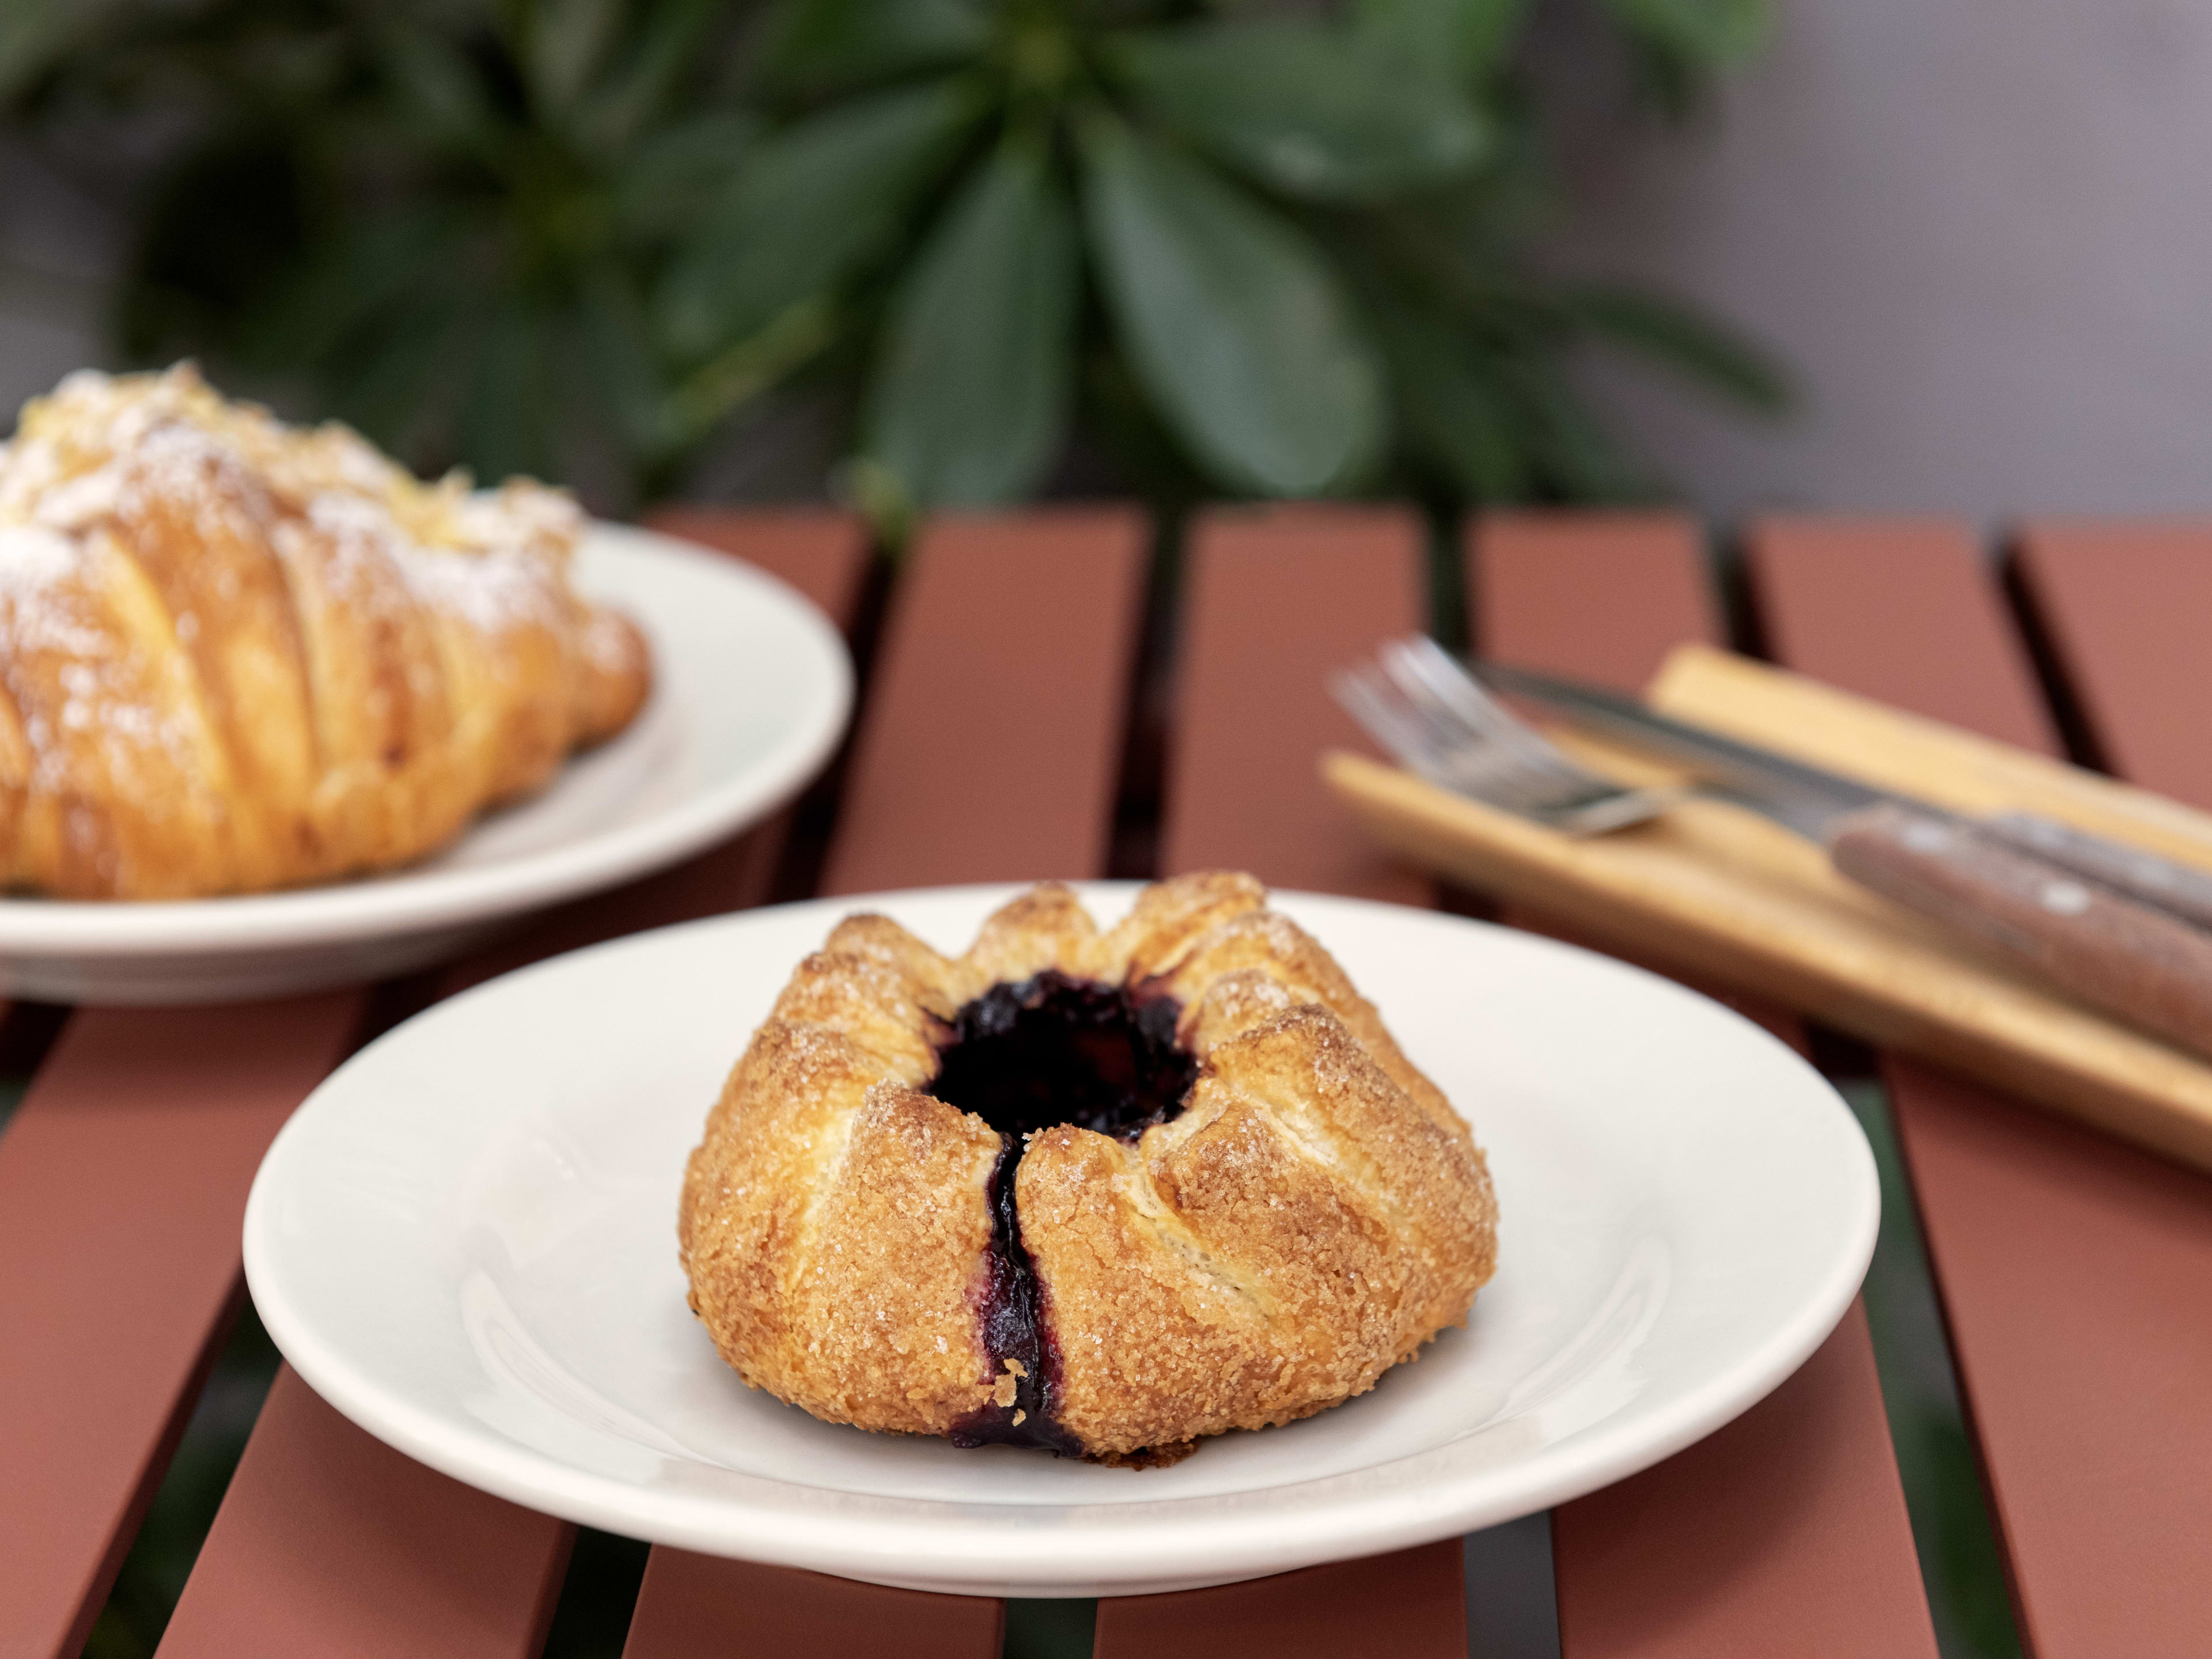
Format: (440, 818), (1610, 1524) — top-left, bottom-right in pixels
(356, 969), (448, 1047)
(1995, 544), (2111, 774)
(1429, 511), (1498, 922)
(0, 999), (69, 1141)
(1005, 1597), (1099, 1659)
(1426, 503), (1472, 657)
(1431, 514), (1501, 925)
(768, 540), (898, 904)
(1726, 556), (2025, 1659)
(1105, 512), (1182, 882)
(78, 1289), (272, 1659)
(538, 1529), (652, 1659)
(1710, 522), (1774, 664)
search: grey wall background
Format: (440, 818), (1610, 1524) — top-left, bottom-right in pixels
(1548, 0), (2212, 520)
(8, 0), (2212, 522)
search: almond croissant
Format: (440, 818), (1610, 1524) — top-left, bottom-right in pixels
(0, 365), (650, 899)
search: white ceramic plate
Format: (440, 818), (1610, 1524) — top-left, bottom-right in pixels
(0, 524), (852, 1003)
(245, 884), (1877, 1599)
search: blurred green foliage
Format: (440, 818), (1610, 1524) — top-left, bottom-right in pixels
(2, 0), (1785, 521)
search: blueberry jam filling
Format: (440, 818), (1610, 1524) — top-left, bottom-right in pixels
(927, 971), (1198, 1143)
(927, 971), (1199, 1454)
(945, 1141), (1084, 1455)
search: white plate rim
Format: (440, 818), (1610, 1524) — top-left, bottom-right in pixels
(0, 524), (853, 956)
(244, 885), (1879, 1596)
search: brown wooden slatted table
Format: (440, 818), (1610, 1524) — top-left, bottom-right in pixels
(1473, 513), (1937, 1659)
(1, 503), (2205, 1659)
(1745, 516), (2212, 1659)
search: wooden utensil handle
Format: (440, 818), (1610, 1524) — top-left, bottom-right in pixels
(1829, 804), (2212, 1060)
(1980, 809), (2212, 931)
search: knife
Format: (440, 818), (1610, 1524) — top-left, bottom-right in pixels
(1480, 659), (2212, 933)
(1407, 654), (2212, 1061)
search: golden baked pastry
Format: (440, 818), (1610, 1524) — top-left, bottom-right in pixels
(680, 873), (1498, 1464)
(0, 365), (650, 898)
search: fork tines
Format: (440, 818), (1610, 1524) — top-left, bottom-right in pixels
(1332, 637), (1669, 835)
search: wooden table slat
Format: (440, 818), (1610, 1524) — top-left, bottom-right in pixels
(643, 506), (872, 608)
(157, 1370), (571, 1659)
(822, 506), (1149, 896)
(156, 515), (880, 1659)
(1472, 511), (1717, 692)
(1552, 1305), (1934, 1659)
(1162, 503), (1427, 902)
(1754, 515), (2212, 1659)
(0, 995), (363, 1659)
(622, 1552), (1003, 1659)
(1108, 501), (1459, 1657)
(1096, 1540), (1464, 1659)
(1472, 510), (1807, 1050)
(1483, 511), (1936, 1659)
(2017, 521), (2212, 797)
(1752, 516), (2056, 756)
(624, 507), (1149, 1657)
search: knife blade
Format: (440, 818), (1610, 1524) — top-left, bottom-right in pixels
(1479, 658), (2212, 934)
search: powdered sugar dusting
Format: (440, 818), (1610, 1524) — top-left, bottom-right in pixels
(0, 363), (614, 887)
(1, 365), (586, 630)
(0, 524), (81, 597)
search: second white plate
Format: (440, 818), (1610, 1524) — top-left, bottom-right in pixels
(245, 884), (1878, 1598)
(0, 523), (852, 1002)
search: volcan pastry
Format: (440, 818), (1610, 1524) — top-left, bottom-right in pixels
(680, 873), (1497, 1464)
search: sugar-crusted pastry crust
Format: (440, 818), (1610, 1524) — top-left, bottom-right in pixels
(0, 364), (650, 897)
(680, 873), (1499, 1460)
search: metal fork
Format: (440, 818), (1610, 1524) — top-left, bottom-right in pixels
(1331, 636), (1687, 836)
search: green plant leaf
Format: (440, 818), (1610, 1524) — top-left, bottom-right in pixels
(377, 22), (506, 169)
(0, 0), (126, 105)
(571, 0), (726, 156)
(240, 204), (469, 370)
(1111, 19), (1488, 203)
(1598, 0), (1769, 67)
(752, 0), (990, 101)
(521, 0), (623, 118)
(654, 75), (976, 359)
(1512, 357), (1658, 501)
(1354, 0), (1529, 86)
(613, 110), (762, 238)
(670, 291), (840, 438)
(329, 293), (472, 464)
(461, 301), (554, 484)
(1078, 115), (1387, 495)
(1366, 298), (1527, 499)
(577, 263), (683, 465)
(1567, 283), (1791, 413)
(862, 141), (1077, 507)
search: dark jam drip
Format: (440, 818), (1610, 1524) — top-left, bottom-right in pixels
(944, 1140), (1082, 1454)
(930, 972), (1199, 1455)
